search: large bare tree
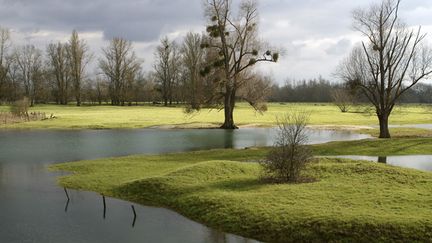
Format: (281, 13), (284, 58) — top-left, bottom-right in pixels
(68, 30), (90, 106)
(99, 38), (142, 106)
(47, 42), (71, 105)
(337, 0), (432, 138)
(201, 0), (278, 129)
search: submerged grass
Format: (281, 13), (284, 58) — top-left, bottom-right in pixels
(51, 145), (432, 242)
(1, 103), (431, 129)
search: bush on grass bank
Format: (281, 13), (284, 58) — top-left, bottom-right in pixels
(261, 111), (314, 183)
(50, 148), (432, 242)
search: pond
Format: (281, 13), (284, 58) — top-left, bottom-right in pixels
(0, 128), (370, 242)
(330, 155), (432, 172)
(388, 124), (432, 130)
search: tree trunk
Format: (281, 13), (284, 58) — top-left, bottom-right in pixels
(378, 156), (387, 163)
(378, 113), (391, 138)
(76, 95), (81, 106)
(220, 88), (238, 129)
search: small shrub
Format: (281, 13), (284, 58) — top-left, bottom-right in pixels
(331, 89), (353, 113)
(10, 97), (30, 119)
(261, 111), (313, 183)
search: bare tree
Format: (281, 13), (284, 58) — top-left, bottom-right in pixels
(201, 0), (279, 129)
(153, 37), (181, 106)
(15, 45), (43, 106)
(99, 38), (142, 106)
(261, 111), (312, 183)
(0, 27), (11, 102)
(6, 54), (21, 101)
(331, 88), (354, 113)
(181, 32), (206, 110)
(337, 0), (432, 138)
(237, 72), (273, 112)
(68, 30), (90, 106)
(47, 42), (70, 105)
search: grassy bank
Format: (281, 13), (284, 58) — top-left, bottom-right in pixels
(1, 103), (431, 129)
(51, 142), (432, 242)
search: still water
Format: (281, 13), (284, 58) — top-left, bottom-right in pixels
(331, 155), (432, 172)
(0, 128), (370, 243)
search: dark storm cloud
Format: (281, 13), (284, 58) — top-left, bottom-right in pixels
(0, 0), (204, 41)
(0, 0), (431, 81)
(1, 0), (430, 43)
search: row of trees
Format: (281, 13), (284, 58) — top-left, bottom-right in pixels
(0, 29), (90, 106)
(0, 0), (431, 135)
(269, 78), (432, 104)
(0, 0), (278, 122)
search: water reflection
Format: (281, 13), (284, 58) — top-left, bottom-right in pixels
(131, 205), (137, 228)
(0, 128), (370, 243)
(332, 155), (432, 171)
(64, 188), (70, 212)
(59, 190), (259, 243)
(388, 124), (432, 130)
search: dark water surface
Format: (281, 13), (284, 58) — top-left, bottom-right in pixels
(0, 128), (370, 243)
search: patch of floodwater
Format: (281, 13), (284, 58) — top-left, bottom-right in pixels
(0, 128), (371, 242)
(329, 155), (432, 172)
(60, 189), (259, 243)
(388, 124), (432, 130)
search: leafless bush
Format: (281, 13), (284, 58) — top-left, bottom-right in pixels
(1, 97), (54, 125)
(10, 97), (30, 119)
(261, 111), (313, 183)
(1, 111), (52, 125)
(331, 89), (353, 113)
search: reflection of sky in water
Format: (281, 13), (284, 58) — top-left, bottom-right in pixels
(329, 155), (432, 172)
(0, 127), (426, 242)
(2, 129), (291, 243)
(0, 128), (372, 165)
(385, 124), (432, 130)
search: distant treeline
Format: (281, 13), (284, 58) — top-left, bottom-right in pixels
(269, 78), (432, 104)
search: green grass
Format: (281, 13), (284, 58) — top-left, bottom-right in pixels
(51, 146), (432, 242)
(1, 103), (431, 129)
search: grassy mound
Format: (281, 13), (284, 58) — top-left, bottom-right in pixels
(51, 149), (432, 242)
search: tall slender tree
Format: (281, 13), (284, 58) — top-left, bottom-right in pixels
(15, 45), (43, 106)
(47, 42), (70, 105)
(0, 27), (11, 102)
(68, 30), (90, 106)
(181, 32), (205, 109)
(153, 37), (181, 106)
(99, 38), (142, 106)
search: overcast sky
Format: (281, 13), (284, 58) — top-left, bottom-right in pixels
(1, 0), (432, 84)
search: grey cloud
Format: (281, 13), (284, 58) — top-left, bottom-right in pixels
(0, 0), (203, 42)
(326, 38), (352, 56)
(1, 0), (431, 82)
